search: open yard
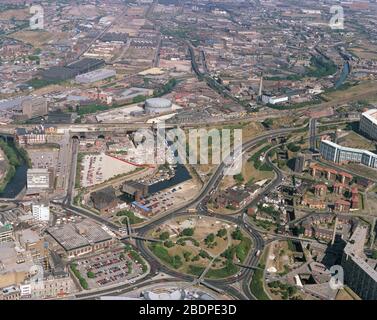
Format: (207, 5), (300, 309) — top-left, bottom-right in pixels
(337, 131), (376, 150)
(11, 30), (69, 47)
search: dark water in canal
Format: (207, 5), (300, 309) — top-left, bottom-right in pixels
(0, 163), (27, 199)
(148, 164), (192, 194)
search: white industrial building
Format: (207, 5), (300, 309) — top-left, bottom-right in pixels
(32, 203), (50, 222)
(75, 68), (116, 84)
(261, 94), (289, 105)
(27, 168), (50, 190)
(360, 109), (377, 140)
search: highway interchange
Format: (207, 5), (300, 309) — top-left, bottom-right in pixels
(57, 123), (308, 300)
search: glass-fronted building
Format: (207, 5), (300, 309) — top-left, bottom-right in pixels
(320, 140), (377, 168)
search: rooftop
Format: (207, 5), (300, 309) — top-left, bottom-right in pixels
(47, 220), (112, 251)
(321, 139), (377, 160)
(362, 109), (377, 122)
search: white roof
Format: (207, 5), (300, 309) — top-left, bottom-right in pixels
(362, 109), (377, 124)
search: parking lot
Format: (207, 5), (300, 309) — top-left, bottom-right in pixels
(134, 180), (198, 216)
(80, 153), (136, 187)
(28, 148), (59, 169)
(75, 247), (143, 289)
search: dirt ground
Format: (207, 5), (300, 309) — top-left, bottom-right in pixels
(0, 8), (29, 20)
(266, 241), (294, 274)
(11, 30), (69, 47)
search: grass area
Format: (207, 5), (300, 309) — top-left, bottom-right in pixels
(77, 104), (111, 116)
(306, 55), (337, 78)
(248, 144), (273, 170)
(250, 264), (270, 300)
(117, 210), (145, 224)
(26, 78), (62, 89)
(153, 78), (178, 97)
(188, 260), (239, 279)
(322, 80), (377, 102)
(221, 237), (252, 264)
(149, 244), (183, 269)
(70, 263), (88, 290)
(124, 244), (147, 273)
(267, 280), (300, 300)
(11, 30), (56, 47)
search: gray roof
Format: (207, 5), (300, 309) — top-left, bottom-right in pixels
(47, 221), (112, 251)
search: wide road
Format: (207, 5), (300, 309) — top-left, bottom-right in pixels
(309, 118), (317, 151)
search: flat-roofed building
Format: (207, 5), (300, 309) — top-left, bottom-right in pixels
(360, 109), (377, 140)
(27, 168), (51, 191)
(320, 139), (377, 169)
(75, 68), (116, 84)
(32, 203), (50, 222)
(90, 186), (118, 214)
(0, 285), (20, 300)
(122, 181), (149, 201)
(15, 229), (47, 260)
(46, 220), (115, 258)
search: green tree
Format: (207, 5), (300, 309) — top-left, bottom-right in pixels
(233, 173), (244, 183)
(164, 240), (174, 248)
(205, 233), (215, 245)
(181, 228), (194, 236)
(159, 231), (170, 241)
(231, 227), (243, 241)
(287, 143), (301, 152)
(217, 228), (227, 238)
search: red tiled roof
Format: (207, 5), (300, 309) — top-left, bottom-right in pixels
(335, 199), (351, 206)
(339, 172), (353, 179)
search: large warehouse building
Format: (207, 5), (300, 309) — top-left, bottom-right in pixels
(75, 68), (116, 84)
(145, 98), (172, 114)
(41, 58), (105, 81)
(360, 109), (377, 140)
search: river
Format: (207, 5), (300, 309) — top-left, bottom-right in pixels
(335, 61), (350, 89)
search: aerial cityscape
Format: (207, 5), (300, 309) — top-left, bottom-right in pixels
(1, 0), (377, 303)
